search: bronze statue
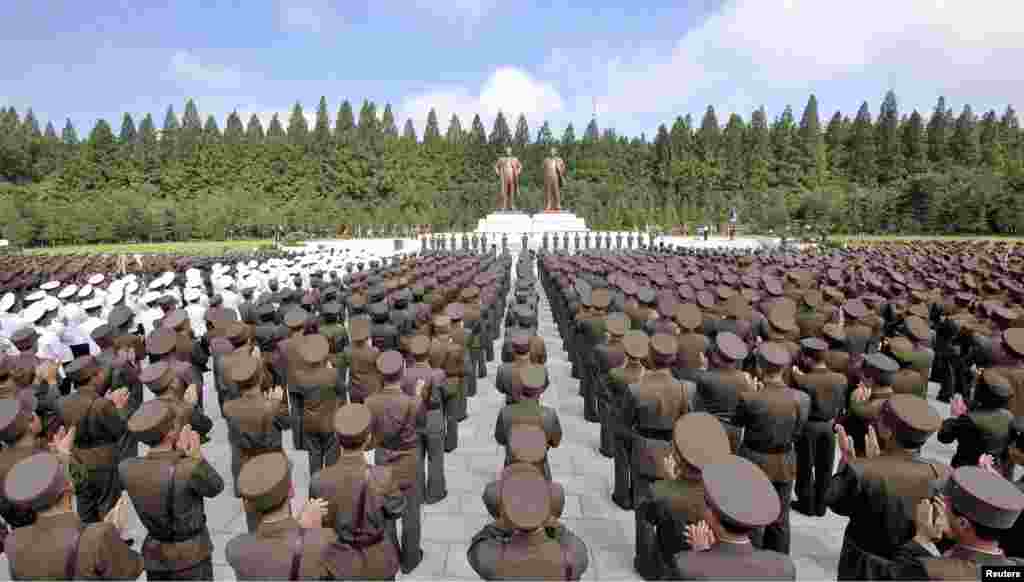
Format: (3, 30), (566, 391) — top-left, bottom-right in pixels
(494, 146), (522, 210)
(542, 147), (567, 211)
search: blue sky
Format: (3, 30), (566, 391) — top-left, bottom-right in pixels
(2, 0), (1022, 141)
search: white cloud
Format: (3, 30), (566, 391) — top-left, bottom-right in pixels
(167, 51), (243, 90)
(399, 67), (563, 137)
(276, 0), (337, 34)
(542, 0), (1024, 136)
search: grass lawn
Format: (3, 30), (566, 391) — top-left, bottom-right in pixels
(24, 239), (273, 256)
(828, 234), (1024, 243)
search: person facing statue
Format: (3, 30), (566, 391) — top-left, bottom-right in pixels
(542, 147), (567, 212)
(494, 147), (522, 211)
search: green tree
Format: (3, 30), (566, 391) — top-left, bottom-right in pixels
(513, 114), (530, 149)
(179, 98), (203, 157)
(380, 104), (398, 137)
(927, 96), (949, 164)
(445, 114), (463, 145)
(22, 109), (41, 138)
(797, 95), (826, 189)
(61, 118), (78, 145)
(770, 105), (800, 190)
(746, 107), (772, 192)
(357, 100), (378, 141)
(202, 115), (220, 144)
(950, 105), (980, 167)
(720, 113), (747, 192)
(312, 96), (331, 152)
(902, 110), (927, 175)
(160, 105), (179, 161)
(223, 111), (244, 144)
(535, 121), (554, 146)
(334, 100), (355, 142)
(875, 90), (903, 184)
(287, 102), (309, 145)
(824, 111), (847, 178)
(978, 109), (1003, 170)
(847, 101), (876, 185)
(119, 113), (137, 146)
(267, 113), (286, 143)
(583, 118), (600, 143)
(402, 118), (417, 142)
(423, 108), (441, 145)
(245, 114), (265, 143)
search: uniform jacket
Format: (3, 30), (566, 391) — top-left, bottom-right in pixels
(59, 388), (127, 469)
(794, 369), (847, 422)
(309, 452), (404, 580)
(365, 385), (420, 489)
(671, 540), (796, 580)
(735, 380), (809, 482)
(118, 449), (225, 572)
(468, 528), (587, 581)
(222, 392), (290, 462)
(225, 518), (340, 580)
(826, 451), (950, 562)
(6, 512), (143, 580)
(344, 343), (381, 403)
(292, 365), (346, 434)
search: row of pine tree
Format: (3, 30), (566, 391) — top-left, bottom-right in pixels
(0, 91), (1022, 247)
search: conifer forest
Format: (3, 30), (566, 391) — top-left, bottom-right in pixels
(0, 91), (1022, 246)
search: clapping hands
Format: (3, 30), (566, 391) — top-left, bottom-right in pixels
(852, 382), (871, 403)
(184, 384), (199, 406)
(299, 498), (328, 529)
(104, 492), (130, 533)
(978, 454), (1002, 477)
(950, 394), (968, 417)
(176, 425), (202, 459)
(49, 426), (75, 457)
(106, 387), (130, 409)
(685, 521), (716, 551)
(835, 424), (880, 463)
(914, 496), (949, 542)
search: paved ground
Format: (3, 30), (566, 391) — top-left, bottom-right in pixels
(0, 253), (959, 580)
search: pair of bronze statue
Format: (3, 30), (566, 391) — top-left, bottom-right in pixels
(494, 147), (566, 212)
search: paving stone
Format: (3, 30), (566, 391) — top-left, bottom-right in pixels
(398, 541), (450, 581)
(591, 546), (643, 581)
(443, 542), (478, 579)
(424, 492), (462, 515)
(458, 491), (491, 516)
(579, 492), (628, 519)
(561, 518), (631, 549)
(421, 513), (490, 544)
(209, 531), (236, 565)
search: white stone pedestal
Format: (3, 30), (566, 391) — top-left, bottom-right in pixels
(530, 211), (588, 233)
(476, 211), (534, 234)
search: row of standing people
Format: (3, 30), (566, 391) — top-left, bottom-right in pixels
(539, 247), (1024, 580)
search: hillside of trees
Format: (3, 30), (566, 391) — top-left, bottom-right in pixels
(0, 90), (1022, 247)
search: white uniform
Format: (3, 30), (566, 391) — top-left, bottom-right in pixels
(81, 316), (106, 339)
(219, 290), (241, 319)
(185, 303), (207, 337)
(137, 306), (163, 335)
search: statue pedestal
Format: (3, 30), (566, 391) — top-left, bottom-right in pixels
(530, 210), (588, 233)
(476, 211), (533, 234)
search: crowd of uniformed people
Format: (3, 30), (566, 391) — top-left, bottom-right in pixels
(0, 235), (1023, 580)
